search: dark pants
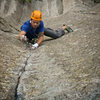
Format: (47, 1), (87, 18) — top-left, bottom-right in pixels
(44, 28), (65, 39)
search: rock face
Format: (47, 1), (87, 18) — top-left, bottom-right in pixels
(0, 16), (28, 100)
(0, 0), (100, 100)
(0, 0), (64, 28)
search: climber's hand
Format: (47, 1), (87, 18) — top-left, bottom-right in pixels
(31, 43), (39, 50)
(20, 35), (27, 41)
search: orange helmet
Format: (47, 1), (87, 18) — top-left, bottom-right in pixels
(31, 10), (42, 21)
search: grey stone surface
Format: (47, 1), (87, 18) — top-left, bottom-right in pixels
(0, 0), (100, 100)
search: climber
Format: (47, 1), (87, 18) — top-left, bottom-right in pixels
(18, 10), (73, 50)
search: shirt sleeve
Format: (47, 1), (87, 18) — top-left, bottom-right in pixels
(39, 21), (44, 32)
(21, 22), (29, 33)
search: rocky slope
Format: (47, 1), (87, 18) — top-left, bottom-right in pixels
(0, 0), (100, 100)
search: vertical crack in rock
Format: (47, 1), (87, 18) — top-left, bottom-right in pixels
(15, 52), (32, 100)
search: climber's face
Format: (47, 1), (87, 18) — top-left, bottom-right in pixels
(31, 19), (40, 29)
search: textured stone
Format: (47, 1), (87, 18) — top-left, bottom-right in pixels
(0, 0), (100, 100)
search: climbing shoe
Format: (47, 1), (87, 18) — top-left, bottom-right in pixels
(63, 24), (73, 33)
